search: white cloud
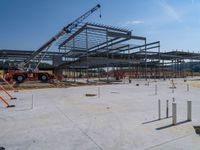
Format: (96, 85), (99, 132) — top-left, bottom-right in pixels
(124, 20), (144, 26)
(158, 0), (181, 22)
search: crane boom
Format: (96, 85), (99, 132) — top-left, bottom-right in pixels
(24, 4), (101, 65)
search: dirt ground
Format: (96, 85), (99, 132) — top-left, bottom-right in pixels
(188, 79), (200, 89)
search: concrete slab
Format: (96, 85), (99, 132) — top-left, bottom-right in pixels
(0, 78), (200, 150)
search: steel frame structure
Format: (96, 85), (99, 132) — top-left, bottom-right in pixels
(1, 23), (200, 80)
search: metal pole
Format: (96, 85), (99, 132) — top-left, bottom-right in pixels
(158, 99), (161, 120)
(187, 84), (189, 91)
(73, 38), (76, 83)
(128, 45), (131, 83)
(166, 100), (169, 118)
(106, 29), (109, 83)
(187, 101), (192, 121)
(145, 39), (147, 81)
(86, 27), (89, 83)
(158, 41), (161, 79)
(155, 84), (157, 95)
(172, 103), (177, 125)
(183, 60), (185, 78)
(162, 60), (165, 80)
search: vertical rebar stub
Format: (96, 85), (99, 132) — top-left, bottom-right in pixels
(155, 84), (157, 95)
(187, 101), (192, 121)
(172, 103), (177, 125)
(158, 99), (161, 120)
(166, 100), (169, 118)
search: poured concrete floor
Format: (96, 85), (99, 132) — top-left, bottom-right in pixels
(0, 78), (200, 150)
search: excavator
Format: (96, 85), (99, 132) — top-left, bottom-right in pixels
(4, 4), (101, 83)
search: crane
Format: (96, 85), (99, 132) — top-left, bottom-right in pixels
(4, 4), (101, 83)
(23, 4), (101, 67)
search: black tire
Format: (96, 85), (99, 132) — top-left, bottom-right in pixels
(39, 74), (49, 82)
(15, 74), (25, 83)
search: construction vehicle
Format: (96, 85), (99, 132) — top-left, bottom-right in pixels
(4, 70), (55, 83)
(4, 4), (101, 83)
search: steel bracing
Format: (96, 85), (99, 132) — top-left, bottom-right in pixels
(1, 23), (200, 80)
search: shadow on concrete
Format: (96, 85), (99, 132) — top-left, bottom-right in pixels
(156, 120), (190, 130)
(142, 116), (172, 124)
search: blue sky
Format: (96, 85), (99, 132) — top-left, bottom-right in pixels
(0, 0), (200, 52)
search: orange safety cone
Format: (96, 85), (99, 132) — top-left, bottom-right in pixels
(0, 85), (17, 100)
(0, 95), (15, 108)
(0, 75), (18, 92)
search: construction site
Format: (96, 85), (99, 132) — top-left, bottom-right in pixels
(0, 2), (200, 150)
